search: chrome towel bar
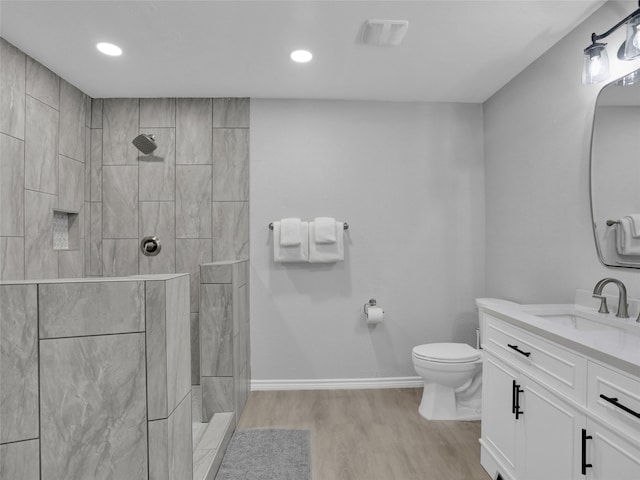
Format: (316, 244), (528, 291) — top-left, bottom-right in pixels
(269, 222), (349, 230)
(606, 219), (621, 226)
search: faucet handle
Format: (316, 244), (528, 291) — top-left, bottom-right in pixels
(592, 294), (609, 314)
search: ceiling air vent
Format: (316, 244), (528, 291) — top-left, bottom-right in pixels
(360, 19), (409, 46)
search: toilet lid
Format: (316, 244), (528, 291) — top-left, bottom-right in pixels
(412, 343), (480, 363)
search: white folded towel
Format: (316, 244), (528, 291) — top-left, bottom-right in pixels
(314, 217), (337, 244)
(616, 217), (640, 256)
(624, 215), (640, 238)
(280, 218), (302, 246)
(309, 221), (344, 263)
(273, 221), (309, 262)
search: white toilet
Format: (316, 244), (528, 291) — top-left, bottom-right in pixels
(412, 342), (482, 421)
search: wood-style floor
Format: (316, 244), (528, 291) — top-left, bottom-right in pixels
(237, 388), (491, 480)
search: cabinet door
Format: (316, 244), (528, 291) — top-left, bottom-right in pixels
(482, 356), (519, 474)
(520, 379), (585, 480)
(586, 419), (640, 480)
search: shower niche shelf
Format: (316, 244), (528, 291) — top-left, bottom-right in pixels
(52, 209), (80, 251)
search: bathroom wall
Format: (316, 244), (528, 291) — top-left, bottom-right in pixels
(0, 38), (250, 385)
(199, 260), (251, 423)
(89, 97), (249, 383)
(250, 100), (485, 381)
(0, 274), (192, 480)
(484, 0), (640, 304)
(0, 38), (90, 281)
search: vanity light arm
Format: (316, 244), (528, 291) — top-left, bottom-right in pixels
(590, 3), (640, 44)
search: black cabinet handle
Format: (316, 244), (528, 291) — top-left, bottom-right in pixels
(512, 380), (524, 419)
(600, 394), (640, 419)
(581, 428), (593, 475)
(507, 344), (531, 357)
(515, 384), (524, 419)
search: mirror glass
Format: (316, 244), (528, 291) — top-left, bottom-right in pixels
(590, 68), (640, 268)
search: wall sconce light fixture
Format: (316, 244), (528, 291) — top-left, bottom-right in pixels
(582, 1), (640, 84)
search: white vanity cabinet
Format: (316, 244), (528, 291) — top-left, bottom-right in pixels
(479, 310), (640, 480)
(481, 356), (519, 474)
(482, 353), (585, 480)
(586, 418), (640, 480)
(519, 375), (585, 480)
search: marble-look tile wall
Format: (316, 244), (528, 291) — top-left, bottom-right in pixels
(0, 274), (192, 480)
(146, 275), (193, 480)
(40, 333), (148, 479)
(199, 260), (250, 424)
(149, 392), (193, 480)
(0, 439), (39, 480)
(146, 276), (191, 421)
(1, 38), (248, 385)
(0, 284), (38, 444)
(0, 38), (89, 281)
(90, 96), (250, 384)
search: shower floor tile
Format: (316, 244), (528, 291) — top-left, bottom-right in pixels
(192, 385), (207, 448)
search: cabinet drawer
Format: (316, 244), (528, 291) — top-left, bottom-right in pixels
(483, 314), (586, 403)
(588, 362), (640, 440)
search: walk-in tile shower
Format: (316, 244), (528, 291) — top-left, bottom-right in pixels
(0, 37), (250, 480)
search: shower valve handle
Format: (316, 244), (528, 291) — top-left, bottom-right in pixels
(141, 236), (161, 256)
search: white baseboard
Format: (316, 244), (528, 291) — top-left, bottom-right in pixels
(250, 376), (423, 391)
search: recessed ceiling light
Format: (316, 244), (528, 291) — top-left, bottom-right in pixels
(96, 42), (122, 56)
(290, 49), (312, 63)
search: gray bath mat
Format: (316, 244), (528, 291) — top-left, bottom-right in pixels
(216, 429), (311, 480)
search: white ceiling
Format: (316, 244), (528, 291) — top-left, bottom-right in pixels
(0, 0), (607, 102)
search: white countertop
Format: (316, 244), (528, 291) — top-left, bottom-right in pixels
(477, 297), (640, 377)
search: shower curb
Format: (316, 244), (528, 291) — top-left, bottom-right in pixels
(193, 412), (236, 480)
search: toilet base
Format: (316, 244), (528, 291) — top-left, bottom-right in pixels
(418, 382), (481, 421)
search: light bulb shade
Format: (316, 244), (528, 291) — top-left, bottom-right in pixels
(623, 14), (640, 59)
(582, 43), (610, 84)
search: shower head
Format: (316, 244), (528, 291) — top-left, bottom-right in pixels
(132, 134), (157, 155)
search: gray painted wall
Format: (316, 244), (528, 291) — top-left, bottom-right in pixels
(250, 100), (485, 380)
(484, 0), (640, 304)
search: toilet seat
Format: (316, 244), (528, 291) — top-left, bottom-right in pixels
(412, 343), (480, 363)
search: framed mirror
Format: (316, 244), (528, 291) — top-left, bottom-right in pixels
(590, 68), (640, 269)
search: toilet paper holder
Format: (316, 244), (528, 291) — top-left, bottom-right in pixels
(364, 299), (381, 315)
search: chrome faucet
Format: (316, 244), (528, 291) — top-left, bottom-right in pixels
(592, 278), (630, 319)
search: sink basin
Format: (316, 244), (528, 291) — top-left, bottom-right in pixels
(520, 304), (640, 336)
(534, 312), (619, 332)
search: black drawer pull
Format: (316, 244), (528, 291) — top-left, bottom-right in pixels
(507, 344), (531, 357)
(581, 429), (593, 475)
(599, 394), (640, 418)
